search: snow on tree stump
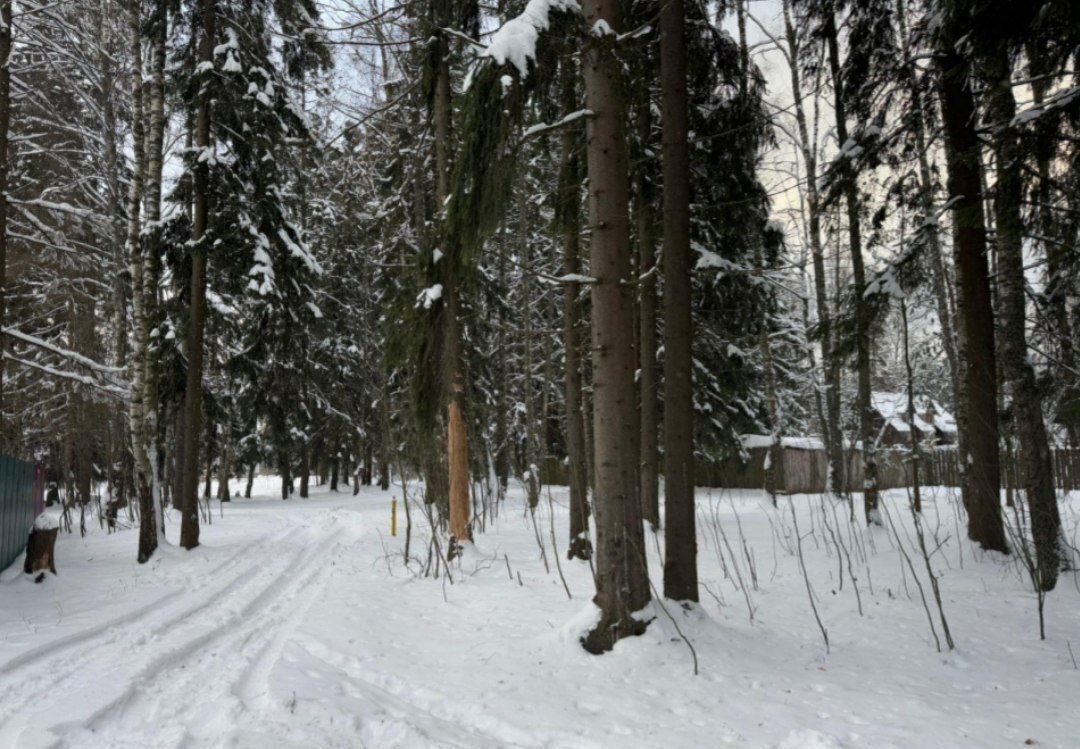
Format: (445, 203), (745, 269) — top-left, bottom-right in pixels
(23, 513), (59, 582)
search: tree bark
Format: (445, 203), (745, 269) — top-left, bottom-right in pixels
(935, 25), (1008, 552)
(580, 0), (652, 652)
(179, 0), (216, 550)
(984, 45), (1058, 586)
(434, 39), (472, 551)
(659, 0), (697, 603)
(124, 1), (157, 562)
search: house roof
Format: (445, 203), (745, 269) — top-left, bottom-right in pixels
(871, 391), (956, 435)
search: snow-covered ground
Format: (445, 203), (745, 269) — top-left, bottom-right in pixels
(1, 478), (1077, 748)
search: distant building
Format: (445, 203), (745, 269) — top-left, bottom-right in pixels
(871, 392), (957, 447)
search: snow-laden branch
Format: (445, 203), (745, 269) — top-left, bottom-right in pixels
(3, 327), (126, 375)
(3, 353), (130, 402)
(522, 109), (593, 139)
(480, 0), (580, 77)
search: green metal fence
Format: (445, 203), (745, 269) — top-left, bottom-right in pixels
(0, 454), (39, 572)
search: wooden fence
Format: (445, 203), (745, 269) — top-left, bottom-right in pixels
(539, 445), (1080, 495)
(0, 455), (45, 571)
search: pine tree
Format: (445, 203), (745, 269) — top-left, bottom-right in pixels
(580, 0), (652, 652)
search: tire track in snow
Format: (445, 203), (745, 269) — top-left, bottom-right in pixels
(50, 525), (345, 748)
(0, 525), (287, 679)
(0, 521), (332, 746)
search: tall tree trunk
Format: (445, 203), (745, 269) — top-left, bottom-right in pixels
(0, 0), (10, 442)
(1030, 45), (1079, 445)
(430, 29), (471, 551)
(142, 1), (168, 528)
(935, 24), (1008, 552)
(984, 46), (1059, 587)
(125, 2), (156, 562)
(900, 296), (922, 513)
(581, 0), (652, 652)
(521, 186), (541, 510)
(492, 226), (510, 498)
(824, 13), (878, 524)
(636, 104), (660, 529)
(897, 0), (961, 415)
(179, 0), (216, 550)
(660, 0), (696, 603)
(781, 0), (844, 496)
(740, 0), (783, 503)
(559, 72), (591, 560)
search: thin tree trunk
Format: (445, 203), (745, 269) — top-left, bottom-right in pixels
(0, 0), (10, 441)
(984, 46), (1058, 586)
(141, 4), (167, 544)
(1029, 47), (1078, 445)
(559, 70), (591, 559)
(329, 445), (338, 492)
(825, 13), (878, 524)
(218, 439), (231, 501)
(901, 296), (921, 513)
(494, 225), (510, 498)
(660, 0), (697, 603)
(935, 23), (1008, 552)
(781, 0), (843, 496)
(203, 424), (214, 499)
(581, 0), (652, 652)
(897, 0), (961, 420)
(379, 386), (392, 490)
(636, 104), (660, 529)
(124, 1), (156, 562)
(179, 0), (216, 550)
(521, 185), (540, 510)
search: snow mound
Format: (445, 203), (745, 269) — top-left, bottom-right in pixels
(33, 512), (60, 531)
(555, 602), (602, 648)
(777, 729), (846, 749)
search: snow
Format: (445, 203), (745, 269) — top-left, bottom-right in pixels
(416, 284), (443, 309)
(32, 513), (58, 531)
(740, 433), (825, 451)
(591, 18), (614, 36)
(1, 479), (1077, 748)
(480, 0), (580, 78)
(872, 391), (956, 437)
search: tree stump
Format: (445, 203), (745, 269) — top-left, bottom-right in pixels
(23, 514), (59, 582)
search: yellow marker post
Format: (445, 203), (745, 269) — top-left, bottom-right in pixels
(391, 498), (398, 537)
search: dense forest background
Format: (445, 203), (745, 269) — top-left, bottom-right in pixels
(0, 0), (1077, 652)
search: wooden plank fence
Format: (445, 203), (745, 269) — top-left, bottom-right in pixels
(539, 446), (1080, 495)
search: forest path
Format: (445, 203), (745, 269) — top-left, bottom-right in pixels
(0, 487), (374, 747)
